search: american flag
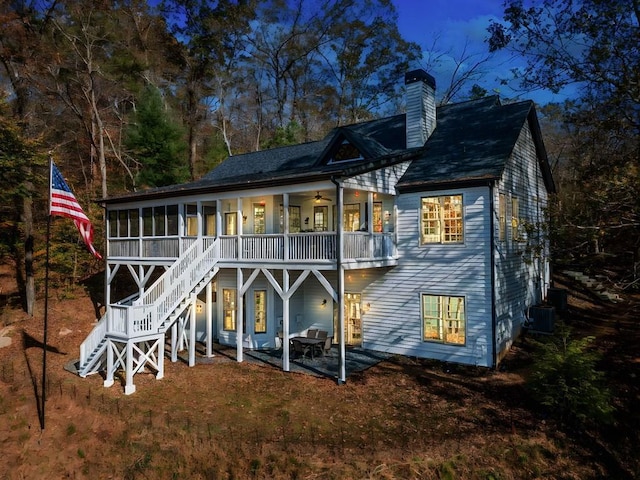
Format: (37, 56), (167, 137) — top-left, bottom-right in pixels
(50, 161), (103, 260)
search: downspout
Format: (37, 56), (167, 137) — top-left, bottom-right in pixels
(331, 175), (346, 384)
(489, 183), (498, 369)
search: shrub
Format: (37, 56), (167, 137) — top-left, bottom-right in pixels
(527, 324), (614, 427)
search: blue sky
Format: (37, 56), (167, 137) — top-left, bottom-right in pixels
(393, 0), (575, 105)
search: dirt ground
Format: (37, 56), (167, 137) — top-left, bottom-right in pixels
(0, 262), (639, 480)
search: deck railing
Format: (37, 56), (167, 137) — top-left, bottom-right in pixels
(109, 232), (395, 262)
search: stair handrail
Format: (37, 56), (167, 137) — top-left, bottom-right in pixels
(132, 238), (219, 332)
(79, 311), (108, 368)
(79, 238), (219, 374)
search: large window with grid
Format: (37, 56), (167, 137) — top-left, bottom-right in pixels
(421, 294), (466, 345)
(223, 288), (237, 331)
(420, 195), (463, 244)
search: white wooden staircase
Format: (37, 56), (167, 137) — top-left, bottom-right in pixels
(78, 238), (220, 394)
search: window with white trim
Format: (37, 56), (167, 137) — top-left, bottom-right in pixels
(223, 288), (237, 331)
(498, 193), (506, 242)
(511, 197), (520, 241)
(422, 294), (466, 345)
(420, 195), (463, 244)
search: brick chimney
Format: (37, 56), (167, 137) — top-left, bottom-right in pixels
(405, 69), (436, 149)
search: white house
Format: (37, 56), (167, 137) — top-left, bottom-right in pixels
(78, 69), (555, 394)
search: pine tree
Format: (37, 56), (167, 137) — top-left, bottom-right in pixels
(126, 86), (188, 188)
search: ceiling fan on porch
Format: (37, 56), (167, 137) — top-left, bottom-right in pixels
(311, 191), (332, 203)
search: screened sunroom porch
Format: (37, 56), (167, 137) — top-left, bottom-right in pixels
(105, 188), (398, 266)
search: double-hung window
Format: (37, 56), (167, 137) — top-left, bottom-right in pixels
(422, 294), (466, 345)
(420, 195), (463, 244)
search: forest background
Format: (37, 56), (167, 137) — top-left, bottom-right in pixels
(1, 0), (639, 314)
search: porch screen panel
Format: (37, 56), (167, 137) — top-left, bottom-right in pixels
(154, 206), (166, 236)
(167, 205), (178, 236)
(129, 209), (139, 237)
(108, 211), (118, 237)
(203, 206), (216, 236)
(118, 210), (128, 237)
(186, 204), (198, 236)
(143, 207), (153, 236)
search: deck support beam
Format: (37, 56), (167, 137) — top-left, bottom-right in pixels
(205, 281), (214, 357)
(236, 267), (244, 363)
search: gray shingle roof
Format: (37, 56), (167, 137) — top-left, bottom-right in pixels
(101, 95), (553, 204)
(397, 96), (535, 190)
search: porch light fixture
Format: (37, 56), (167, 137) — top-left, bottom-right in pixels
(362, 303), (371, 312)
(321, 299), (327, 306)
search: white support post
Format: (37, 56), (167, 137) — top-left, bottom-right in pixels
(197, 200), (203, 239)
(216, 199), (222, 238)
(283, 193), (289, 261)
(236, 268), (244, 362)
(156, 335), (164, 380)
(171, 321), (178, 362)
(337, 186), (346, 384)
(124, 341), (136, 395)
(104, 339), (114, 387)
(189, 293), (196, 367)
(282, 269), (290, 372)
(237, 197), (243, 261)
(367, 192), (374, 256)
(206, 281), (214, 357)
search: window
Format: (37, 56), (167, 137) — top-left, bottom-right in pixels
(420, 195), (463, 244)
(373, 202), (383, 233)
(185, 204), (198, 236)
(225, 212), (237, 235)
(254, 290), (266, 334)
(511, 197), (520, 241)
(331, 140), (361, 162)
(422, 294), (466, 345)
(279, 205), (301, 233)
(253, 204), (266, 234)
(343, 203), (360, 232)
(314, 205), (328, 231)
(498, 194), (506, 242)
(223, 288), (237, 331)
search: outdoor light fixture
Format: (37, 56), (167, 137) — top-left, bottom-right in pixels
(321, 299), (327, 306)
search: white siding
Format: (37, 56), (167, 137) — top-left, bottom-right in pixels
(493, 121), (550, 361)
(361, 186), (494, 367)
(342, 161), (412, 194)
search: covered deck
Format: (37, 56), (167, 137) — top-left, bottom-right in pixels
(107, 231), (397, 267)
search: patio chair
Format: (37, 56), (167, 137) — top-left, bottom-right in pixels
(314, 330), (328, 356)
(306, 328), (318, 338)
(291, 339), (310, 361)
(322, 336), (333, 356)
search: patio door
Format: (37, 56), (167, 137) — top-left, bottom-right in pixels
(335, 293), (362, 346)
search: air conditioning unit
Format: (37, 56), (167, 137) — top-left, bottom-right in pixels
(528, 305), (555, 333)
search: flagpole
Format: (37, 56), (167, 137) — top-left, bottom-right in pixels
(41, 157), (53, 430)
